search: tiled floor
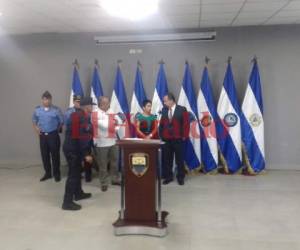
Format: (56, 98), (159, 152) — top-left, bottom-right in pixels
(1, 165), (300, 250)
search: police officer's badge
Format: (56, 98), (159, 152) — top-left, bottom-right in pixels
(249, 113), (262, 127)
(201, 114), (212, 127)
(129, 153), (149, 178)
(224, 113), (238, 127)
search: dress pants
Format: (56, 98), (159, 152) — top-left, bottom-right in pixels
(39, 131), (60, 178)
(94, 145), (119, 187)
(162, 139), (185, 181)
(63, 150), (83, 204)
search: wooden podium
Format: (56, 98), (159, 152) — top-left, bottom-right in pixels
(113, 139), (168, 237)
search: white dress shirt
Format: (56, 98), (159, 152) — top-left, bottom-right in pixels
(169, 104), (176, 119)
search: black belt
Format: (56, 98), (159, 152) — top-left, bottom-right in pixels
(40, 130), (58, 136)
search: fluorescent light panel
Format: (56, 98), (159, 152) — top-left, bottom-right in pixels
(94, 32), (217, 44)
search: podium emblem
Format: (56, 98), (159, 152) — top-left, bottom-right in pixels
(129, 153), (149, 177)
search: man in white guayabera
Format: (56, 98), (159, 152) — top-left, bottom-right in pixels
(93, 96), (122, 192)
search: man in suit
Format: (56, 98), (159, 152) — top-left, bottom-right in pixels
(159, 93), (189, 185)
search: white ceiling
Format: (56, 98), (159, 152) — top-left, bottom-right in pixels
(0, 0), (300, 34)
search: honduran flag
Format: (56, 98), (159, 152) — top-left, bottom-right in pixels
(69, 63), (84, 107)
(110, 65), (130, 138)
(217, 61), (242, 174)
(197, 65), (218, 173)
(178, 62), (201, 170)
(241, 59), (265, 174)
(130, 64), (147, 115)
(90, 62), (104, 110)
(151, 63), (169, 116)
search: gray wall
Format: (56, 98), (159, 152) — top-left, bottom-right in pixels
(0, 25), (299, 169)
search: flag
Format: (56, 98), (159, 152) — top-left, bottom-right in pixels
(130, 65), (147, 115)
(178, 62), (201, 170)
(110, 65), (130, 138)
(197, 65), (218, 173)
(69, 65), (84, 107)
(151, 63), (169, 115)
(91, 64), (104, 110)
(241, 59), (265, 174)
(217, 61), (242, 174)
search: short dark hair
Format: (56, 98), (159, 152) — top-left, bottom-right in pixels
(166, 93), (176, 102)
(42, 91), (52, 99)
(142, 99), (152, 107)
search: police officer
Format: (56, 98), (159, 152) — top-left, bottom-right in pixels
(32, 91), (63, 182)
(64, 95), (93, 182)
(64, 95), (81, 124)
(62, 97), (95, 211)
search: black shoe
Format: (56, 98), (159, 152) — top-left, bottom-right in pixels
(74, 192), (92, 201)
(177, 179), (185, 185)
(101, 185), (108, 192)
(54, 176), (61, 182)
(163, 178), (173, 185)
(40, 174), (52, 182)
(62, 201), (81, 211)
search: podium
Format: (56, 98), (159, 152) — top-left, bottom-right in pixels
(113, 139), (168, 237)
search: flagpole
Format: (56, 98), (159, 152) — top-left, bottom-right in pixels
(137, 60), (142, 68)
(205, 56), (210, 66)
(73, 58), (79, 69)
(137, 60), (142, 73)
(117, 59), (122, 67)
(227, 56), (232, 64)
(251, 55), (258, 64)
(158, 59), (165, 65)
(94, 59), (99, 68)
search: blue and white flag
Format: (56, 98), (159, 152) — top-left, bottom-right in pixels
(178, 63), (201, 170)
(110, 66), (130, 138)
(197, 66), (218, 173)
(91, 64), (104, 110)
(241, 60), (265, 174)
(217, 62), (242, 174)
(151, 63), (169, 116)
(69, 65), (84, 107)
(131, 65), (147, 115)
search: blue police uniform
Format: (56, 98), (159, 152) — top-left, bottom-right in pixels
(63, 108), (93, 207)
(64, 106), (93, 182)
(32, 105), (63, 181)
(64, 107), (75, 126)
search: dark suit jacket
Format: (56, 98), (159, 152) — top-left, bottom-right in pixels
(159, 104), (189, 141)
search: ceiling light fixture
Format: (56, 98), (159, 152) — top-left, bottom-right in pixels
(100, 0), (159, 21)
(94, 32), (217, 45)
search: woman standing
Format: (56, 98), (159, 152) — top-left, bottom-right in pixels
(135, 100), (158, 139)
